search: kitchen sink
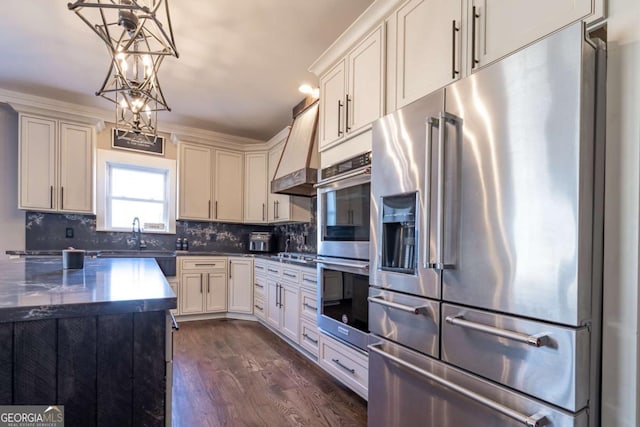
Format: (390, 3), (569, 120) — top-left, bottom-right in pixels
(96, 250), (177, 276)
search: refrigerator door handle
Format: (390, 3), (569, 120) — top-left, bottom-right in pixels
(445, 315), (548, 347)
(424, 117), (438, 269)
(368, 295), (430, 315)
(436, 111), (461, 269)
(368, 343), (547, 427)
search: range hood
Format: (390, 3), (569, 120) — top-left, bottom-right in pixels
(270, 99), (319, 197)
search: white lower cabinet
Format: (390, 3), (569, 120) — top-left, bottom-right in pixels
(265, 277), (299, 342)
(319, 332), (368, 400)
(253, 296), (266, 320)
(299, 318), (320, 357)
(227, 257), (253, 314)
(178, 257), (227, 315)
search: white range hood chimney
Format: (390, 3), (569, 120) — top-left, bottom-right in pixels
(270, 99), (319, 197)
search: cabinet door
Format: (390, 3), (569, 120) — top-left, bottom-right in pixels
(267, 141), (289, 222)
(179, 143), (213, 220)
(319, 60), (346, 150)
(280, 284), (300, 342)
(19, 115), (57, 211)
(472, 0), (592, 69)
(395, 0), (463, 108)
(266, 279), (281, 329)
(227, 258), (253, 314)
(244, 152), (268, 223)
(180, 273), (205, 314)
(59, 122), (94, 213)
(205, 271), (227, 312)
(347, 26), (384, 134)
(214, 149), (243, 222)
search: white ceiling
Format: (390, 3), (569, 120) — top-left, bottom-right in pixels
(0, 1), (373, 141)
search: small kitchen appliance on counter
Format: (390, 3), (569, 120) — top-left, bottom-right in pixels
(248, 232), (275, 253)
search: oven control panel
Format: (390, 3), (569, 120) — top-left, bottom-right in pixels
(321, 152), (372, 180)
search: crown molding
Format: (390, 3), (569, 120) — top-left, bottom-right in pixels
(0, 87), (268, 149)
(308, 0), (402, 77)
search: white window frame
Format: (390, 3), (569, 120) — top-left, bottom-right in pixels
(96, 148), (176, 234)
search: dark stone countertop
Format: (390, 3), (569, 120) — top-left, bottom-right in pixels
(0, 257), (176, 323)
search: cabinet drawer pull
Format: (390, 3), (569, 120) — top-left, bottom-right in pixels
(194, 263), (218, 267)
(255, 265), (264, 270)
(331, 358), (355, 374)
(283, 272), (296, 278)
(303, 302), (317, 311)
(254, 304), (263, 311)
(451, 20), (460, 79)
(445, 315), (548, 347)
(268, 268), (279, 273)
(254, 283), (264, 288)
(303, 278), (317, 284)
(303, 333), (318, 344)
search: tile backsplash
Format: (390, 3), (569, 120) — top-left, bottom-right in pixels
(25, 210), (317, 254)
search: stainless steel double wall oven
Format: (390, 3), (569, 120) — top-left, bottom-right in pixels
(316, 152), (371, 351)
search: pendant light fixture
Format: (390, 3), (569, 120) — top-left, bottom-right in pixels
(68, 0), (178, 140)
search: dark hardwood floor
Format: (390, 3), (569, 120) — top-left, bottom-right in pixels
(172, 319), (367, 427)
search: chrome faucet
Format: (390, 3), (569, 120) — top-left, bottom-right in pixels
(132, 217), (146, 250)
(284, 236), (291, 253)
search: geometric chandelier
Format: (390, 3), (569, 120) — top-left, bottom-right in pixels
(67, 0), (179, 141)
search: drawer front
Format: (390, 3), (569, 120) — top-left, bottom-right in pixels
(441, 303), (590, 412)
(299, 318), (319, 357)
(368, 288), (440, 358)
(299, 288), (318, 323)
(319, 333), (368, 399)
(369, 337), (588, 427)
(266, 262), (282, 277)
(254, 259), (267, 276)
(181, 257), (227, 271)
(300, 288), (318, 325)
(254, 275), (266, 299)
(300, 268), (318, 289)
(253, 296), (266, 320)
(281, 267), (300, 283)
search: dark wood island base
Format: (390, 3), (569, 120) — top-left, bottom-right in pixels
(0, 257), (176, 427)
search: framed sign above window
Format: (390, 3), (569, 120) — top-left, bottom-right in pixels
(112, 128), (165, 156)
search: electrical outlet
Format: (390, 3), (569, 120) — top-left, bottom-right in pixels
(65, 227), (74, 238)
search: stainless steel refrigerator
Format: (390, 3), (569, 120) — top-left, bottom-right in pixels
(368, 22), (605, 427)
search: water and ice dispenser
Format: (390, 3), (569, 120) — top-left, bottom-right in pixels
(381, 193), (417, 274)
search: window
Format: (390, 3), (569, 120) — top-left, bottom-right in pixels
(97, 149), (176, 233)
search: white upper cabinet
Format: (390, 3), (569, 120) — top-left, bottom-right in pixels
(214, 149), (243, 222)
(386, 0), (598, 111)
(178, 143), (243, 223)
(319, 61), (346, 149)
(470, 0), (593, 70)
(319, 25), (384, 151)
(244, 152), (268, 223)
(19, 114), (94, 214)
(178, 143), (213, 221)
(390, 0), (463, 109)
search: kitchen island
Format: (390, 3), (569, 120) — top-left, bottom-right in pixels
(0, 256), (176, 427)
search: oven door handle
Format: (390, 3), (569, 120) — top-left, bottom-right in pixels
(368, 295), (430, 315)
(368, 343), (547, 427)
(315, 258), (369, 271)
(313, 166), (371, 188)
